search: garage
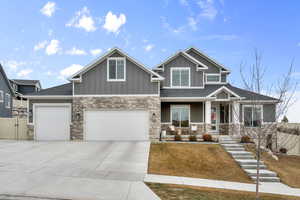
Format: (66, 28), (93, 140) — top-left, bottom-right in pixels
(84, 110), (149, 141)
(34, 104), (71, 140)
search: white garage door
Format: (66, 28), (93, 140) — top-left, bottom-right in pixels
(85, 110), (149, 141)
(34, 104), (71, 141)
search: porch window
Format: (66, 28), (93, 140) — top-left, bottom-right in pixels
(171, 105), (189, 127)
(171, 68), (190, 87)
(243, 105), (262, 127)
(107, 58), (125, 81)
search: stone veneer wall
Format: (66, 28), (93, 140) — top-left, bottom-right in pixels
(71, 96), (161, 140)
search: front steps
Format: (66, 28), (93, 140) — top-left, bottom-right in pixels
(220, 136), (280, 183)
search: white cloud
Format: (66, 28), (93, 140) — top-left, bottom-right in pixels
(90, 49), (102, 56)
(40, 2), (56, 17)
(59, 64), (83, 79)
(66, 47), (87, 55)
(17, 69), (33, 78)
(2, 60), (26, 71)
(45, 71), (54, 76)
(187, 17), (198, 31)
(144, 44), (154, 51)
(161, 17), (185, 34)
(66, 7), (96, 32)
(102, 11), (126, 34)
(34, 41), (48, 51)
(198, 0), (218, 20)
(45, 39), (60, 55)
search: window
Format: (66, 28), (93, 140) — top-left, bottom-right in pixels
(171, 68), (190, 87)
(243, 105), (262, 127)
(171, 105), (190, 127)
(206, 74), (220, 83)
(0, 91), (3, 103)
(5, 93), (10, 108)
(107, 58), (126, 81)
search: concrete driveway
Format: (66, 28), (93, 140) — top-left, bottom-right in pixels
(0, 140), (159, 200)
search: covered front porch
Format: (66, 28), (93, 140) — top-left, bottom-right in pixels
(160, 100), (241, 136)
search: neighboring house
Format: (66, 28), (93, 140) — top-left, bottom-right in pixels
(9, 79), (42, 117)
(24, 47), (278, 141)
(0, 64), (14, 118)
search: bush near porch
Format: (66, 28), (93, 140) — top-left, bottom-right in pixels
(148, 143), (252, 183)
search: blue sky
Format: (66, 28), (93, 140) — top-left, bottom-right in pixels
(0, 0), (299, 121)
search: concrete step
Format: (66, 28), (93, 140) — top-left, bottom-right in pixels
(245, 169), (277, 177)
(225, 148), (245, 151)
(241, 164), (267, 169)
(236, 159), (264, 165)
(251, 176), (280, 182)
(228, 151), (253, 156)
(232, 155), (255, 159)
(219, 140), (238, 144)
(222, 144), (243, 148)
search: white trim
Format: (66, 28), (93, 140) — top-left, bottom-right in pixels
(185, 46), (231, 73)
(170, 104), (190, 128)
(205, 73), (221, 84)
(74, 94), (159, 97)
(238, 100), (278, 103)
(23, 95), (73, 99)
(160, 97), (215, 102)
(27, 99), (30, 125)
(170, 67), (191, 88)
(5, 93), (11, 108)
(161, 122), (171, 124)
(242, 104), (264, 127)
(107, 57), (126, 82)
(69, 47), (164, 81)
(0, 90), (3, 103)
(33, 103), (72, 140)
(207, 86), (242, 99)
(162, 86), (204, 89)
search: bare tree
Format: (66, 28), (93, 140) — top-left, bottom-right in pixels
(233, 50), (298, 200)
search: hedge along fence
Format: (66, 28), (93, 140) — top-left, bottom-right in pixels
(0, 118), (29, 140)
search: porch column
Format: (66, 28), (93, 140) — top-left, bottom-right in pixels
(232, 101), (240, 135)
(205, 101), (211, 132)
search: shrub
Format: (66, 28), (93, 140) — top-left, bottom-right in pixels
(174, 134), (182, 141)
(279, 147), (287, 154)
(203, 134), (213, 142)
(189, 135), (197, 142)
(241, 135), (251, 143)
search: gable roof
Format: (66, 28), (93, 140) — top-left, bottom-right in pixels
(69, 47), (164, 81)
(11, 79), (41, 88)
(154, 51), (209, 70)
(0, 64), (15, 96)
(185, 46), (230, 73)
(24, 83), (72, 97)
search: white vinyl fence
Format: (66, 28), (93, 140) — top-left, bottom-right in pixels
(0, 118), (29, 140)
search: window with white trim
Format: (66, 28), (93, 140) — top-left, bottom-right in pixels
(0, 90), (3, 103)
(171, 105), (190, 127)
(171, 68), (190, 87)
(5, 93), (10, 108)
(243, 105), (262, 127)
(206, 74), (220, 83)
(107, 57), (126, 81)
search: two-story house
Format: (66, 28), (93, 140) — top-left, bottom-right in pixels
(24, 47), (278, 141)
(0, 64), (14, 118)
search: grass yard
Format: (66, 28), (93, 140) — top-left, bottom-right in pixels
(147, 183), (300, 200)
(148, 143), (252, 183)
(245, 144), (300, 188)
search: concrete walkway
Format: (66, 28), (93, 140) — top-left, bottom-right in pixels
(145, 174), (300, 197)
(0, 141), (160, 200)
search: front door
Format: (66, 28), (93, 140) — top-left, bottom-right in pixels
(211, 105), (219, 132)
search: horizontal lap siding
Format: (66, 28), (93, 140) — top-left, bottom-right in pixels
(74, 55), (158, 95)
(161, 102), (203, 123)
(0, 71), (12, 118)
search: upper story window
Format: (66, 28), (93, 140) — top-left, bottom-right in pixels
(243, 105), (263, 127)
(206, 74), (220, 83)
(171, 68), (190, 88)
(0, 91), (3, 103)
(107, 57), (126, 81)
(5, 93), (10, 108)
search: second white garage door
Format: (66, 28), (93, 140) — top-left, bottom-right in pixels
(84, 110), (149, 141)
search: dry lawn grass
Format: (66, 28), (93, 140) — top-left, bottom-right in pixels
(245, 144), (300, 188)
(148, 143), (252, 183)
(146, 183), (300, 200)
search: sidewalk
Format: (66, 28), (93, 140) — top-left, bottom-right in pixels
(145, 174), (300, 197)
